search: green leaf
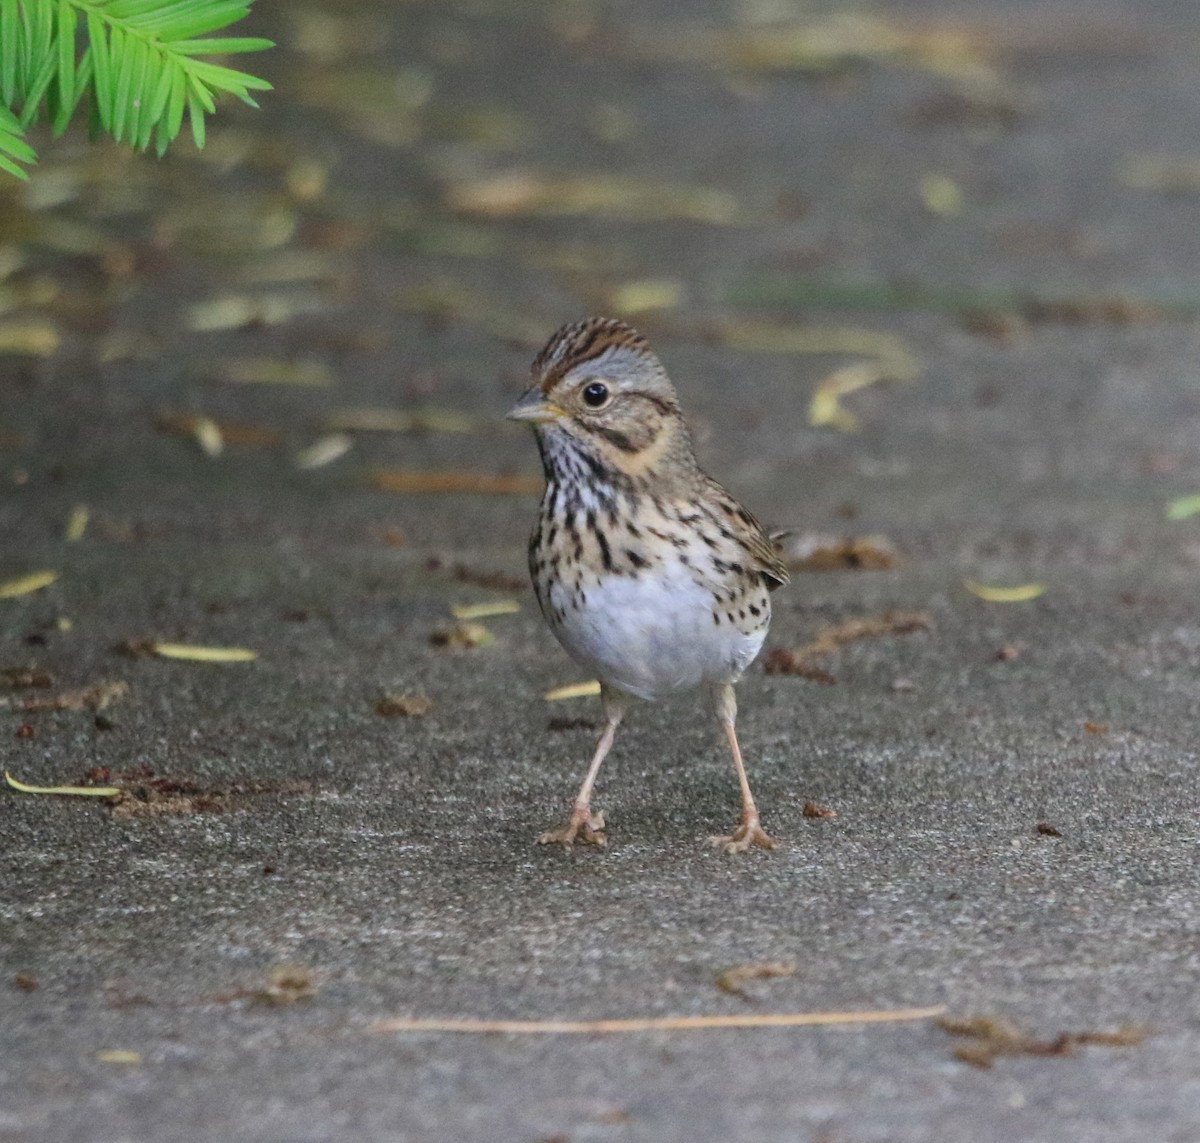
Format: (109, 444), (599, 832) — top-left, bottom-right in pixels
(186, 75), (215, 115)
(140, 54), (172, 148)
(54, 0), (77, 131)
(112, 23), (136, 140)
(186, 83), (205, 148)
(1, 0), (19, 106)
(87, 9), (113, 131)
(56, 46), (93, 135)
(184, 57), (270, 99)
(0, 102), (35, 177)
(170, 36), (274, 55)
(3, 0), (272, 174)
(130, 35), (156, 148)
(134, 5), (253, 40)
(156, 64), (185, 155)
(19, 43), (60, 128)
(126, 32), (150, 144)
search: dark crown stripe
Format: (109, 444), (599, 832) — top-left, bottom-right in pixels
(535, 317), (651, 393)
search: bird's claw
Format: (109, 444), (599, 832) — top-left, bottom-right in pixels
(710, 816), (777, 854)
(537, 808), (606, 849)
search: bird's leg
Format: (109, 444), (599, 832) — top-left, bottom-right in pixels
(538, 686), (626, 848)
(709, 684), (777, 854)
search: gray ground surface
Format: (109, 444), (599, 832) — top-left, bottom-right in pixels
(3, 0), (1200, 1139)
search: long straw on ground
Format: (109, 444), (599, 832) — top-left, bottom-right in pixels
(368, 1005), (945, 1035)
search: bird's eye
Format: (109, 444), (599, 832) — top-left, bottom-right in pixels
(581, 382), (610, 408)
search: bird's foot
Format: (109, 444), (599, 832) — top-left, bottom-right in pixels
(537, 807), (606, 849)
(710, 814), (776, 854)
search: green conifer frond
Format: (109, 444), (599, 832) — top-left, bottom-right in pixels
(0, 0), (272, 178)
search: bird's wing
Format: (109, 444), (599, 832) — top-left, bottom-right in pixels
(703, 478), (790, 591)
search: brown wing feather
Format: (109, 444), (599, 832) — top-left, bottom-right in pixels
(704, 478), (790, 591)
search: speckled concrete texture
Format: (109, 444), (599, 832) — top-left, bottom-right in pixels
(3, 1), (1200, 1140)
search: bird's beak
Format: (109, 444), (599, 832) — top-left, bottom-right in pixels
(507, 389), (565, 425)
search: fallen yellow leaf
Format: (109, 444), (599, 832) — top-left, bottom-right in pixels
(193, 416), (224, 458)
(0, 570), (57, 599)
(64, 505), (89, 542)
(217, 357), (333, 386)
(451, 601), (520, 620)
(607, 278), (684, 315)
(151, 644), (258, 663)
(716, 321), (919, 378)
(187, 297), (327, 334)
(0, 321), (59, 356)
(447, 170), (740, 225)
(963, 579), (1046, 603)
(5, 771), (121, 797)
(920, 173), (964, 215)
(95, 1050), (143, 1064)
(808, 363), (890, 431)
(543, 680), (602, 701)
(296, 433), (353, 470)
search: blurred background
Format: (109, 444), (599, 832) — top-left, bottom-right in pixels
(5, 0), (1200, 563)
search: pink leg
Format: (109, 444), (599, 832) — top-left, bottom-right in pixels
(538, 687), (626, 848)
(709, 685), (777, 854)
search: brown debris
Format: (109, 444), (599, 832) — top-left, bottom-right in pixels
(76, 768), (315, 819)
(371, 469), (542, 496)
(993, 645), (1020, 662)
(254, 965), (315, 1006)
(0, 667), (53, 689)
(780, 533), (900, 572)
(375, 693), (432, 718)
(370, 526), (408, 548)
(937, 1016), (1149, 1068)
(154, 412), (284, 448)
(802, 802), (837, 819)
(0, 680), (128, 712)
(762, 651), (838, 683)
(212, 965), (316, 1007)
(429, 622), (494, 649)
(103, 988), (157, 1010)
(716, 961), (797, 999)
(1035, 822), (1063, 837)
(765, 610), (931, 679)
(452, 564), (528, 592)
(114, 638), (158, 659)
(1083, 721), (1109, 735)
(13, 973), (38, 992)
(965, 294), (1184, 339)
(1023, 296), (1177, 326)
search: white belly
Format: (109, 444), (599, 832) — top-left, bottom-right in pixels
(545, 562), (767, 699)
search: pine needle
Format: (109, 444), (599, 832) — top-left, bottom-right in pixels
(151, 643), (257, 663)
(368, 1006), (946, 1036)
(0, 570), (57, 598)
(543, 680), (602, 701)
(451, 601), (520, 620)
(5, 771), (121, 797)
(963, 579), (1046, 603)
